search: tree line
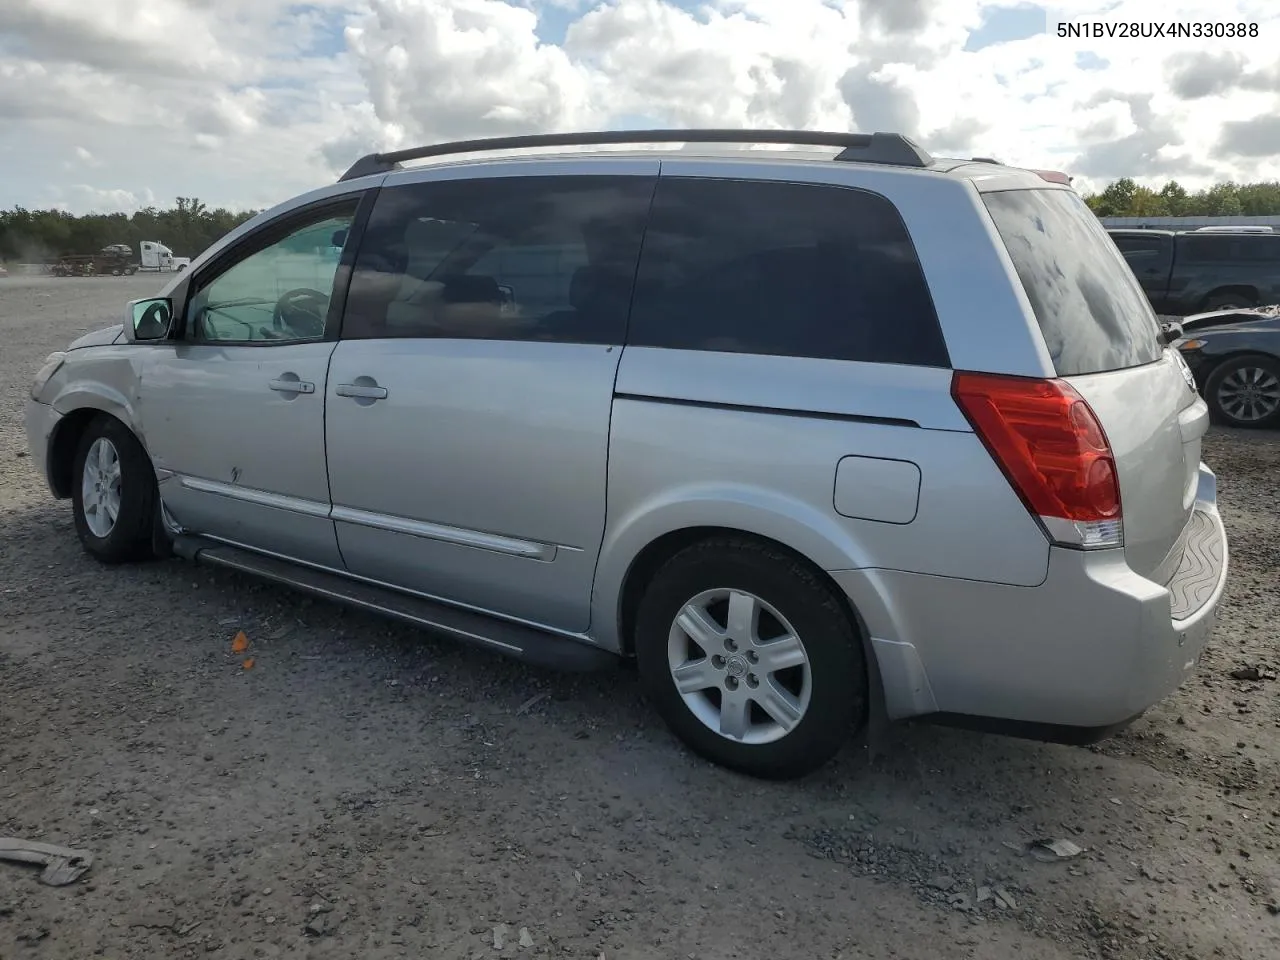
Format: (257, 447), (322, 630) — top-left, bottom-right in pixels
(0, 198), (259, 263)
(5, 179), (1280, 263)
(1082, 178), (1280, 218)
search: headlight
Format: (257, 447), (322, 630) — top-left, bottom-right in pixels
(30, 351), (66, 400)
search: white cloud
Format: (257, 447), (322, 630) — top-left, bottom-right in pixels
(2, 0), (1280, 213)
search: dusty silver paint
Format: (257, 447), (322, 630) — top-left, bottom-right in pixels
(24, 145), (1229, 733)
(136, 341), (343, 568)
(325, 337), (620, 633)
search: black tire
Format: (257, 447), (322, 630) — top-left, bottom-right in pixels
(1203, 353), (1280, 429)
(634, 536), (867, 780)
(1201, 292), (1255, 312)
(71, 415), (158, 563)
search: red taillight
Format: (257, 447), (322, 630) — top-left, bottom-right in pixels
(951, 372), (1122, 547)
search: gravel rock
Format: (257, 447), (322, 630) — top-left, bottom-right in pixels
(2, 277), (1279, 960)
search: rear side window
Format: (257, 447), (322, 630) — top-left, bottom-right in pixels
(342, 175), (654, 344)
(1179, 234), (1280, 262)
(627, 177), (949, 367)
(983, 189), (1162, 376)
(1111, 232), (1167, 260)
(1178, 235), (1235, 262)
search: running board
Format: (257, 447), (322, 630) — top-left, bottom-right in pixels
(171, 536), (617, 673)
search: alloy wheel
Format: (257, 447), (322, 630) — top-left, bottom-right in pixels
(81, 437), (123, 538)
(666, 587), (812, 746)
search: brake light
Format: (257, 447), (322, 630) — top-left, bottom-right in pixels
(951, 372), (1122, 549)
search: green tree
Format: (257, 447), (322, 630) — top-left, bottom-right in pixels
(1235, 181), (1280, 216)
(1094, 177), (1139, 216)
(0, 198), (259, 263)
(1191, 183), (1244, 217)
(1159, 181), (1189, 216)
(1128, 186), (1169, 217)
(1080, 177), (1280, 219)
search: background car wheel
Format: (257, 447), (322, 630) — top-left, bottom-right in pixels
(1204, 354), (1280, 429)
(634, 536), (867, 780)
(71, 415), (158, 563)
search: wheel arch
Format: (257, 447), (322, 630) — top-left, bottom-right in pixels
(608, 522), (892, 760)
(1198, 285), (1259, 310)
(613, 524), (874, 657)
(47, 400), (139, 499)
(593, 488), (877, 653)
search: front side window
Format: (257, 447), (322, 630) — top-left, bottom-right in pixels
(342, 175), (654, 344)
(626, 177), (948, 366)
(186, 203), (358, 343)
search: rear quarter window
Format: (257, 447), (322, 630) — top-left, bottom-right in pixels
(983, 189), (1163, 376)
(627, 177), (949, 367)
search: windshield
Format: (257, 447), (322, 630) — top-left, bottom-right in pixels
(983, 188), (1163, 376)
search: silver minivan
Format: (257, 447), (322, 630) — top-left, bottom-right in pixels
(25, 130), (1229, 779)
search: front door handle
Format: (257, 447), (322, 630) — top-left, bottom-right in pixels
(269, 377), (315, 394)
(335, 382), (389, 400)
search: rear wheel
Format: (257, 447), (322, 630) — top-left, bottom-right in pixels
(634, 536), (866, 779)
(1204, 354), (1280, 428)
(71, 416), (158, 563)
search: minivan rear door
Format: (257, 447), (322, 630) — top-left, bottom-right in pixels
(982, 187), (1206, 583)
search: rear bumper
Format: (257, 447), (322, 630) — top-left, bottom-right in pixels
(24, 399), (62, 496)
(833, 463), (1228, 731)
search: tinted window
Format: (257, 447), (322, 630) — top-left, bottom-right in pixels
(186, 204), (357, 343)
(1111, 233), (1165, 260)
(342, 176), (654, 344)
(983, 189), (1162, 376)
(1240, 236), (1280, 261)
(626, 178), (948, 367)
(1178, 235), (1234, 262)
(1174, 234), (1280, 262)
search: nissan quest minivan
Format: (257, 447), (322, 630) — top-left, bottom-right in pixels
(25, 129), (1229, 779)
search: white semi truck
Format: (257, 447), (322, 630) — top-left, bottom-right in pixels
(138, 240), (188, 271)
(51, 241), (191, 277)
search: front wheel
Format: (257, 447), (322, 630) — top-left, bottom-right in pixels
(1204, 354), (1280, 428)
(71, 416), (158, 563)
(634, 537), (867, 779)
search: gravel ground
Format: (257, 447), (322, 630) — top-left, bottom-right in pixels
(1, 275), (1278, 960)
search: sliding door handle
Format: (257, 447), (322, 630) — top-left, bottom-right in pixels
(335, 382), (388, 400)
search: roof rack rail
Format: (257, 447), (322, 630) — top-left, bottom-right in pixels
(337, 129), (934, 182)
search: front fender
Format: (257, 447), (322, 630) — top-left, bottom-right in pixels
(49, 381), (140, 436)
(590, 482), (875, 652)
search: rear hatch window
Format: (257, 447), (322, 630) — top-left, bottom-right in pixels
(983, 188), (1202, 584)
(982, 188), (1163, 376)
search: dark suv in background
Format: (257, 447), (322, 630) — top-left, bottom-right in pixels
(1109, 228), (1280, 315)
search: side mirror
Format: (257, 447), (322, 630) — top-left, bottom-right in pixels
(1159, 320), (1184, 346)
(331, 228), (348, 248)
(128, 297), (174, 341)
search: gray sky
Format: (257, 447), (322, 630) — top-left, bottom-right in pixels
(2, 0), (1278, 214)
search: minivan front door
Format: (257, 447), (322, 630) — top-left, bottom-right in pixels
(323, 167), (656, 632)
(138, 196), (365, 567)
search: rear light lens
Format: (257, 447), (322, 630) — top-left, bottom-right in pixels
(952, 372), (1123, 549)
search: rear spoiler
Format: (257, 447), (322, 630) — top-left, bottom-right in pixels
(1032, 169), (1073, 185)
